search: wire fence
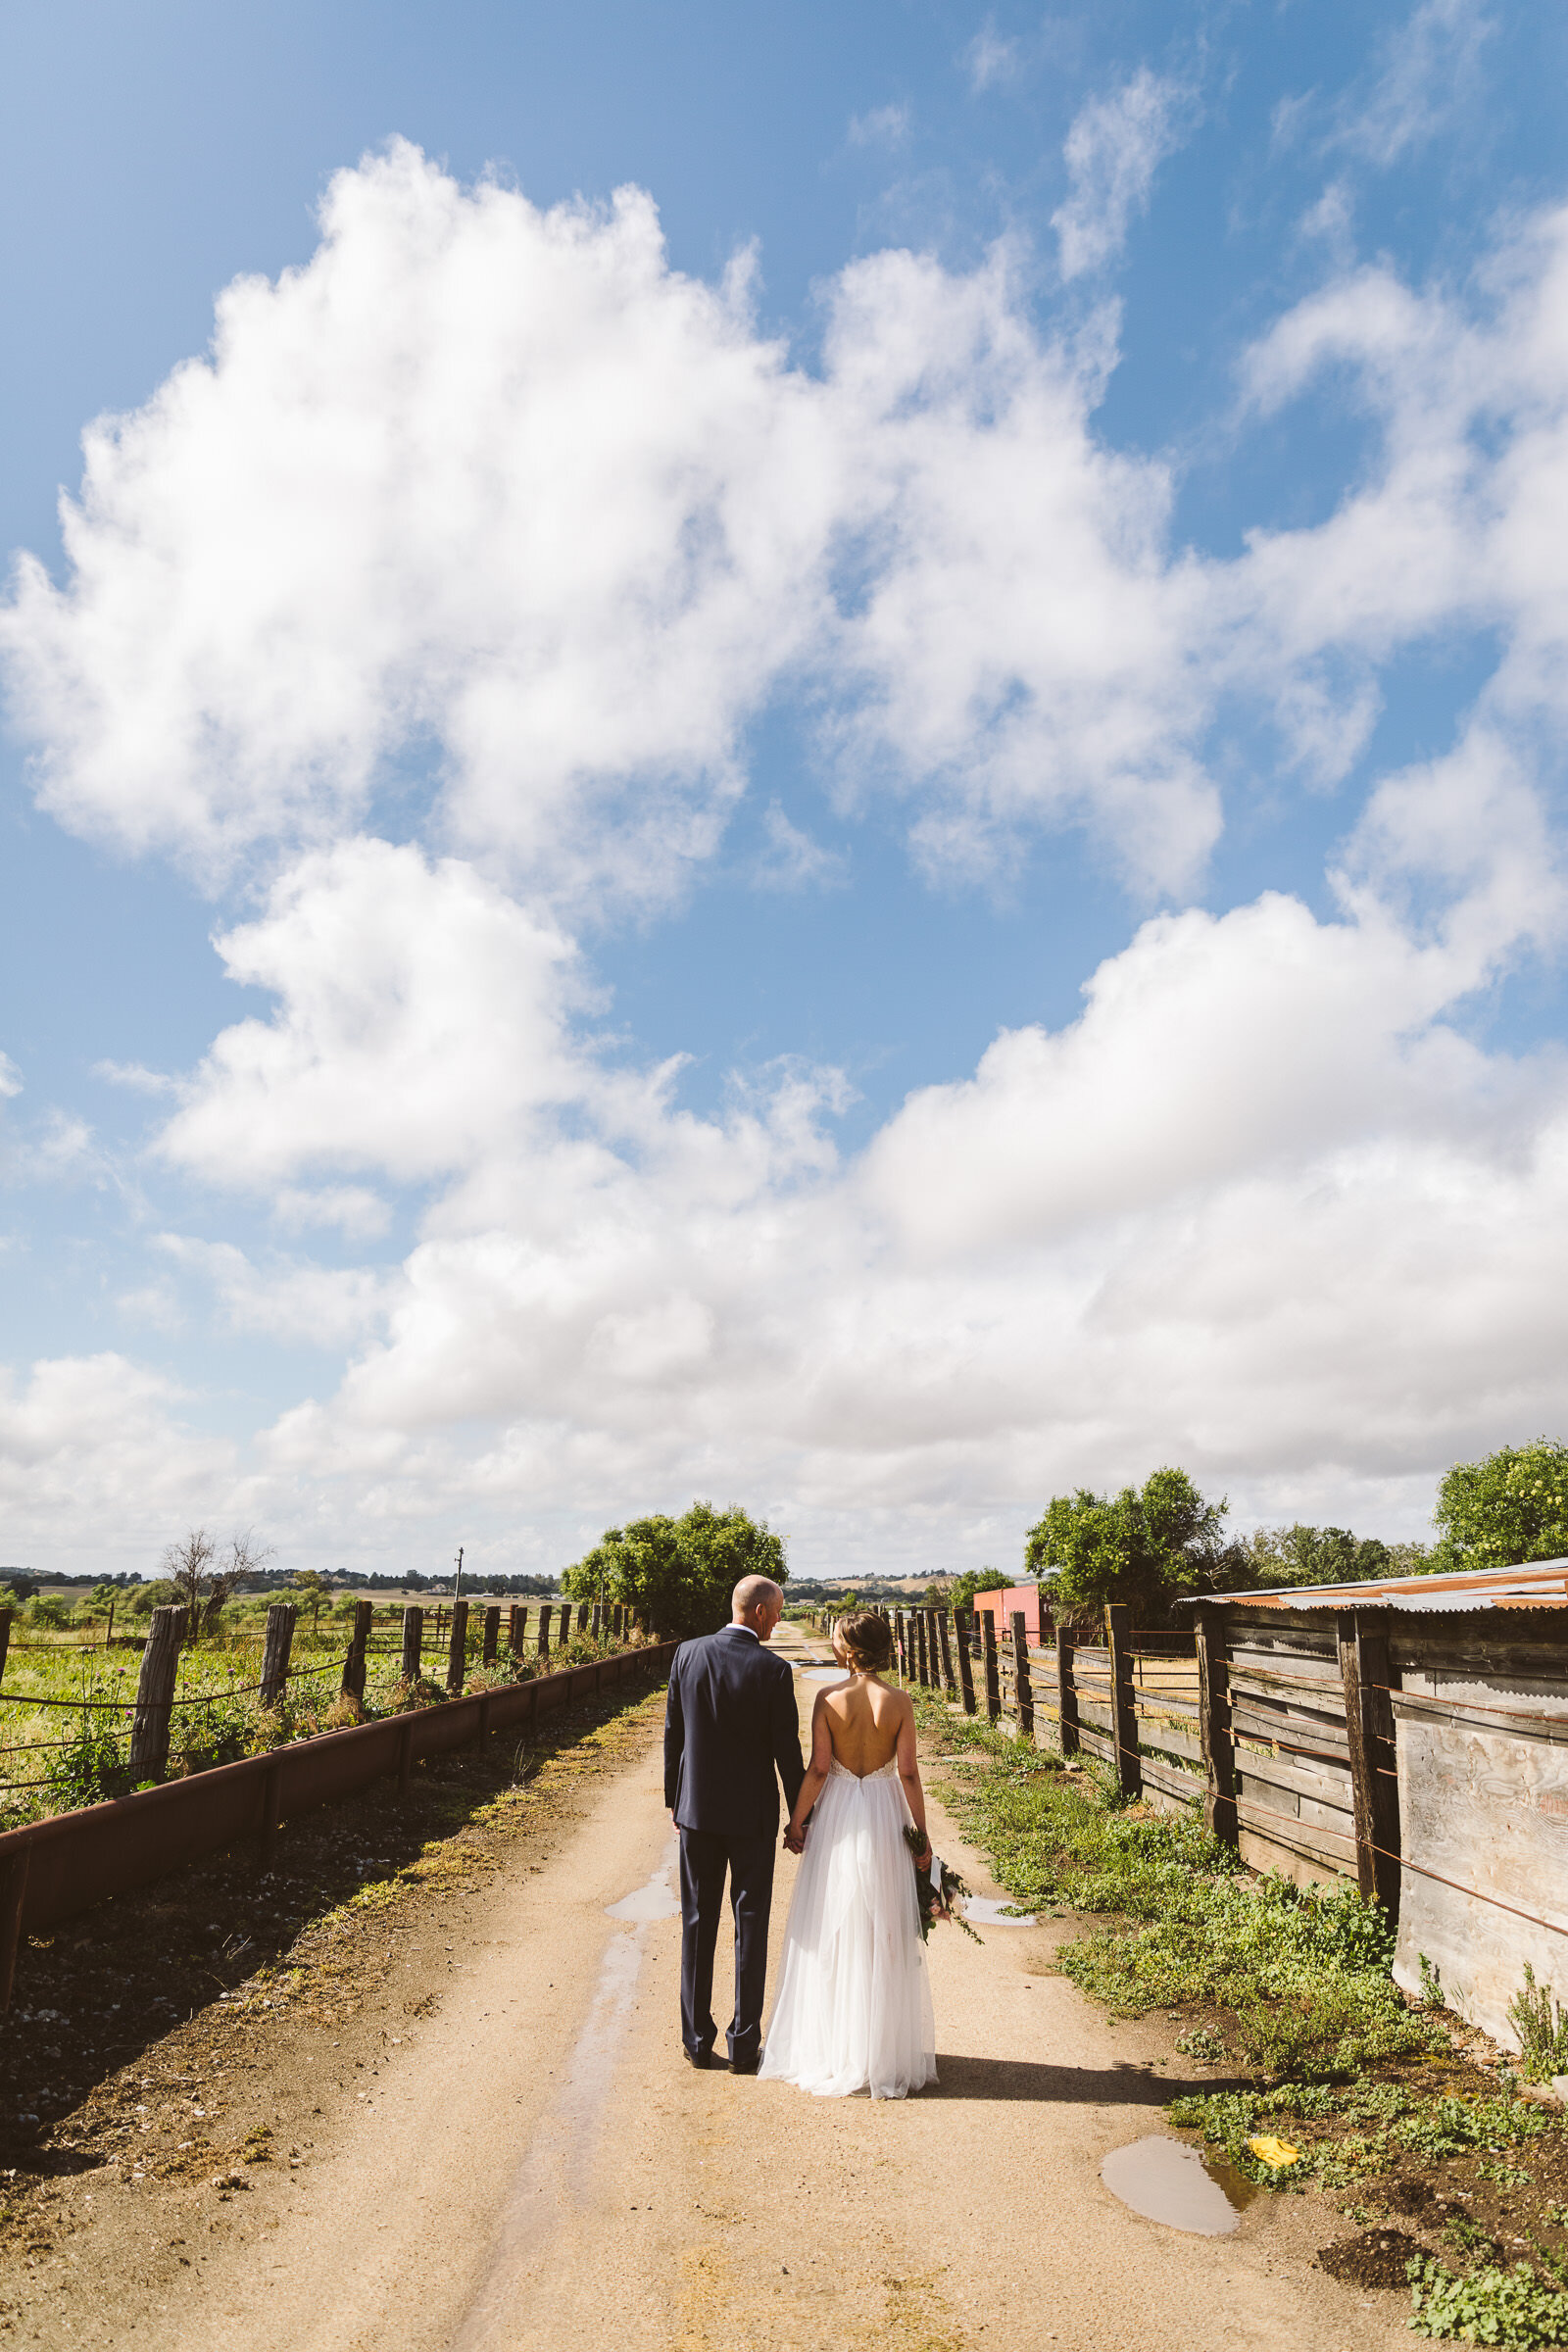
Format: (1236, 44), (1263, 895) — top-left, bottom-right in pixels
(0, 1596), (649, 1811)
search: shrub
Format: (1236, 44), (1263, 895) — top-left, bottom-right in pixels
(42, 1715), (126, 1810)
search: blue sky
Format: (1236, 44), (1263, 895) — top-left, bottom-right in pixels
(3, 0), (1567, 1580)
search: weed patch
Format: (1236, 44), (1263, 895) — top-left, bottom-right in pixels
(1407, 2255), (1568, 2346)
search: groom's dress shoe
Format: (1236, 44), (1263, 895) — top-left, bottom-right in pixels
(728, 2054), (760, 2076)
(684, 2047), (715, 2070)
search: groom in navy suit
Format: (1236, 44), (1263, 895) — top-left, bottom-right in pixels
(663, 1575), (806, 2072)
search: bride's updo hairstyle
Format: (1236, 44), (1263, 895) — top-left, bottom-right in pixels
(835, 1611), (894, 1673)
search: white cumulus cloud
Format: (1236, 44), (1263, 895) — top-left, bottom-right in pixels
(0, 141), (1233, 901)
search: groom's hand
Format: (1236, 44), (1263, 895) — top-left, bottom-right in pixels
(782, 1823), (806, 1854)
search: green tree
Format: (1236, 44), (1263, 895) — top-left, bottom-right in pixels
(1243, 1524), (1402, 1588)
(129, 1577), (179, 1617)
(1024, 1467), (1237, 1626)
(290, 1569), (331, 1634)
(564, 1500), (787, 1639)
(946, 1568), (1010, 1616)
(1432, 1439), (1568, 1572)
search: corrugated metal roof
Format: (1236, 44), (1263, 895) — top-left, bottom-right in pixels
(1178, 1557), (1568, 1613)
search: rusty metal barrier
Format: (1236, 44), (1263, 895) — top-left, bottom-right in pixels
(0, 1640), (676, 2009)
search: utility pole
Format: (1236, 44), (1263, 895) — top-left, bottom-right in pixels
(454, 1545), (464, 1604)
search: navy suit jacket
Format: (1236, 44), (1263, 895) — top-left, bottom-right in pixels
(663, 1625), (806, 1839)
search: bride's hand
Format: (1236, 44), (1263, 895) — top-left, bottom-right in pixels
(783, 1821), (807, 1854)
(911, 1837), (932, 1872)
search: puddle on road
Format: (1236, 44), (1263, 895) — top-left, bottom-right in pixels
(801, 1667), (848, 1684)
(1100, 2134), (1254, 2235)
(961, 1896), (1038, 1928)
(605, 1840), (681, 1922)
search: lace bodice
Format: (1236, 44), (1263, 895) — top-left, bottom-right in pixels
(827, 1755), (899, 1783)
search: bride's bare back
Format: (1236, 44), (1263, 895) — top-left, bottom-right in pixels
(785, 1616), (930, 1867)
(815, 1674), (910, 1777)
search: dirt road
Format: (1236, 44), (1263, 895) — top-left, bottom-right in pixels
(16, 1627), (1406, 2351)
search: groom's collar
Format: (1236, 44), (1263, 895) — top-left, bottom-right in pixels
(722, 1623), (760, 1642)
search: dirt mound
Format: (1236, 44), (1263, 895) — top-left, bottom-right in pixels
(1317, 2229), (1422, 2290)
(1381, 2177), (1439, 2219)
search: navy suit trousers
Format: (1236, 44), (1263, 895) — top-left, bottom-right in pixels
(678, 1827), (776, 2064)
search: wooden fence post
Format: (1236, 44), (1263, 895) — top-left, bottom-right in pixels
(913, 1611), (928, 1688)
(0, 1846), (30, 2014)
(1011, 1612), (1035, 1742)
(128, 1603), (183, 1781)
(401, 1604), (423, 1685)
(1105, 1603), (1141, 1798)
(1193, 1602), (1237, 1847)
(482, 1605), (501, 1665)
(936, 1608), (957, 1699)
(1056, 1628), (1079, 1757)
(591, 1603), (603, 1639)
(980, 1610), (1001, 1723)
(1338, 1609), (1401, 1917)
(577, 1603), (590, 1635)
(341, 1599), (372, 1701)
(954, 1610), (977, 1714)
(260, 1602), (297, 1709)
(538, 1607), (552, 1662)
(0, 1604), (12, 1690)
(509, 1605), (527, 1654)
(446, 1598), (469, 1694)
(893, 1611), (906, 1679)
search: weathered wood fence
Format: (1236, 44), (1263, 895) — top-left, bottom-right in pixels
(875, 1598), (1384, 1898)
(873, 1594), (1564, 1927)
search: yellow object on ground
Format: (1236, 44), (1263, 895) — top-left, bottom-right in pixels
(1247, 2134), (1302, 2170)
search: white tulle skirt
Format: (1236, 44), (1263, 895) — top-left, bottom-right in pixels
(760, 1759), (937, 2099)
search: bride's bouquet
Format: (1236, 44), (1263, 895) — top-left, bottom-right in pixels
(904, 1825), (982, 1942)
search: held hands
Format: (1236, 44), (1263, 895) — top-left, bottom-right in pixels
(783, 1820), (807, 1854)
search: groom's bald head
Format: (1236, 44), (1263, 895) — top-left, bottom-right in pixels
(732, 1576), (784, 1635)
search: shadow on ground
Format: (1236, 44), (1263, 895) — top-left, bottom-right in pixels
(930, 2054), (1253, 2104)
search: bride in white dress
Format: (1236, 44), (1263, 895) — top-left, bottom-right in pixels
(760, 1611), (937, 2099)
